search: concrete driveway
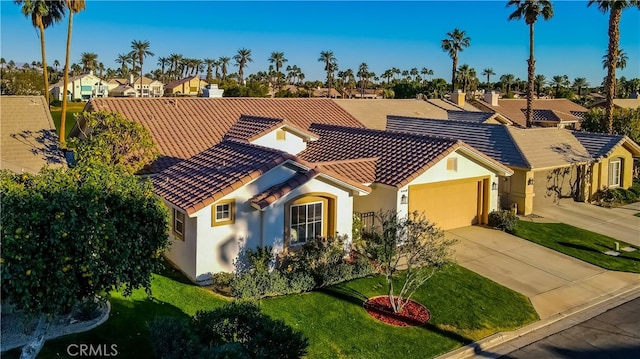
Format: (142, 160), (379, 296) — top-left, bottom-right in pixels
(447, 226), (640, 319)
(534, 200), (640, 246)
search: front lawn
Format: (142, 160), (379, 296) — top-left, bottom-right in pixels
(50, 102), (86, 137)
(12, 264), (537, 359)
(514, 221), (640, 273)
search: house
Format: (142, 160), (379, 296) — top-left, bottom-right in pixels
(385, 116), (640, 214)
(587, 98), (640, 110)
(469, 92), (588, 128)
(131, 76), (164, 97)
(164, 76), (208, 96)
(344, 88), (383, 99)
(49, 72), (109, 101)
(312, 87), (342, 98)
(1, 96), (65, 173)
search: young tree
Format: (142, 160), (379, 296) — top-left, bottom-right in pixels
(69, 111), (159, 174)
(365, 211), (457, 313)
(441, 28), (470, 92)
(1, 162), (169, 358)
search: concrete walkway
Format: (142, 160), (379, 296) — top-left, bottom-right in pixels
(534, 201), (640, 247)
(446, 226), (640, 319)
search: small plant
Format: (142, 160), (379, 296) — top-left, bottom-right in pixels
(210, 272), (234, 296)
(71, 297), (103, 321)
(592, 187), (638, 207)
(488, 210), (519, 233)
(148, 317), (199, 359)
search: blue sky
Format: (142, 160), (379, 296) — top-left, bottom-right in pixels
(1, 0), (638, 86)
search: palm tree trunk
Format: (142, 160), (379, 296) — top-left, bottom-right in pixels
(139, 59), (143, 97)
(451, 55), (457, 93)
(605, 8), (621, 134)
(59, 12), (74, 144)
(526, 22), (535, 128)
(38, 21), (50, 107)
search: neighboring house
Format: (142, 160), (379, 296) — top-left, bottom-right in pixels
(386, 116), (640, 214)
(587, 98), (640, 110)
(469, 92), (588, 128)
(1, 96), (65, 173)
(164, 76), (208, 96)
(50, 72), (108, 101)
(344, 88), (383, 99)
(132, 76), (164, 97)
(312, 87), (342, 98)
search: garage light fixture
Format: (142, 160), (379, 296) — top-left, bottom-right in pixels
(528, 177), (535, 185)
(400, 194), (408, 204)
(492, 182), (498, 190)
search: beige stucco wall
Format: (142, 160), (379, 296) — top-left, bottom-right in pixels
(251, 128), (307, 155)
(589, 145), (635, 198)
(501, 169), (534, 215)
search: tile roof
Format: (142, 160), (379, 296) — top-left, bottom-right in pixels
(469, 98), (588, 127)
(249, 166), (371, 210)
(152, 139), (296, 215)
(526, 109), (582, 123)
(78, 97), (364, 172)
(313, 158), (378, 184)
(299, 124), (465, 188)
(332, 99), (450, 130)
(1, 96), (65, 173)
(587, 98), (640, 109)
(223, 115), (317, 142)
(506, 127), (592, 169)
(572, 131), (640, 159)
(386, 116), (530, 169)
(164, 76), (203, 89)
(446, 110), (496, 123)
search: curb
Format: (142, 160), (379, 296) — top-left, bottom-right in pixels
(436, 283), (640, 359)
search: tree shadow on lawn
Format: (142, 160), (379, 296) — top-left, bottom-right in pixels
(557, 241), (603, 254)
(318, 285), (472, 345)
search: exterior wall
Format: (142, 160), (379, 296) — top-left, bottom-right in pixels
(52, 75), (108, 101)
(251, 129), (307, 155)
(398, 150), (500, 218)
(163, 202), (198, 282)
(589, 146), (635, 198)
(185, 164), (357, 282)
(501, 169), (534, 215)
(533, 165), (580, 210)
(353, 183), (397, 215)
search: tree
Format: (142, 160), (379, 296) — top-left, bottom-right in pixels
(501, 73), (516, 93)
(15, 0), (66, 106)
(69, 111), (159, 174)
(572, 77), (589, 97)
(1, 160), (169, 358)
(588, 0), (640, 134)
(581, 107), (640, 143)
(357, 62), (370, 96)
(59, 0), (86, 145)
(268, 51), (287, 74)
(551, 74), (570, 97)
(441, 28), (470, 92)
(79, 51), (98, 73)
(233, 48), (253, 85)
(508, 0), (554, 128)
(481, 68), (496, 88)
(363, 211), (456, 313)
(219, 56), (230, 81)
(318, 50), (337, 97)
(203, 58), (215, 83)
(534, 74), (547, 97)
(456, 64), (476, 93)
(131, 40), (154, 97)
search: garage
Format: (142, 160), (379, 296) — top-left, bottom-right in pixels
(408, 177), (489, 230)
(533, 167), (579, 210)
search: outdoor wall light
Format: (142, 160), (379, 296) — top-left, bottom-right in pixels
(528, 177), (535, 185)
(492, 182), (498, 190)
(400, 194), (408, 204)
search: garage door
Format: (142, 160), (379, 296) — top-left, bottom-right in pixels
(533, 168), (578, 210)
(409, 178), (487, 230)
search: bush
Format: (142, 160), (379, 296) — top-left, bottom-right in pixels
(488, 210), (519, 233)
(231, 270), (289, 300)
(593, 187), (639, 207)
(148, 317), (199, 359)
(71, 297), (103, 321)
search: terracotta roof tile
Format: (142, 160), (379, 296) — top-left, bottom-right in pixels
(152, 139), (296, 215)
(78, 98), (363, 172)
(312, 158), (378, 184)
(298, 124), (459, 188)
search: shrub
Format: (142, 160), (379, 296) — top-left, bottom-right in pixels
(148, 317), (199, 359)
(231, 270), (289, 300)
(488, 209), (519, 233)
(71, 297), (103, 321)
(629, 181), (640, 196)
(593, 187), (638, 207)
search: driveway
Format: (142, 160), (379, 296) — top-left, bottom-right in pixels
(534, 200), (640, 247)
(447, 226), (640, 319)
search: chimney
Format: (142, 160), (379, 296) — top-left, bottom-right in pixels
(484, 91), (499, 106)
(451, 89), (465, 107)
(128, 73), (134, 86)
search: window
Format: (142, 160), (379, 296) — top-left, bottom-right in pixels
(609, 159), (621, 188)
(173, 208), (185, 239)
(276, 129), (286, 141)
(212, 199), (235, 226)
(290, 202), (323, 246)
(447, 157), (458, 171)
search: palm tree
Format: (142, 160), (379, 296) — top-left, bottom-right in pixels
(318, 50), (338, 97)
(80, 52), (98, 73)
(508, 0), (554, 128)
(500, 73), (516, 93)
(233, 48), (252, 84)
(168, 53), (182, 80)
(203, 58), (215, 83)
(441, 28), (471, 92)
(409, 67), (419, 83)
(268, 51), (287, 74)
(551, 74), (570, 97)
(358, 62), (370, 96)
(602, 48), (628, 70)
(115, 53), (130, 75)
(15, 0), (66, 106)
(534, 74), (546, 97)
(572, 77), (589, 97)
(60, 0), (86, 144)
(219, 56), (230, 81)
(457, 64), (476, 93)
(481, 68), (496, 88)
(588, 0), (640, 134)
(131, 40), (153, 97)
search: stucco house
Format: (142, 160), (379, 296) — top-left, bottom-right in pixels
(1, 96), (65, 173)
(586, 97), (640, 110)
(50, 72), (108, 101)
(386, 116), (640, 214)
(164, 76), (208, 96)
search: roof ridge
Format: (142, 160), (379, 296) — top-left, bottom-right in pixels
(311, 122), (458, 144)
(238, 114), (285, 123)
(312, 157), (379, 165)
(387, 115), (495, 128)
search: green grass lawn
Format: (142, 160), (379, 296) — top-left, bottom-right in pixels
(514, 221), (640, 273)
(50, 102), (86, 138)
(635, 212), (640, 217)
(16, 263), (536, 359)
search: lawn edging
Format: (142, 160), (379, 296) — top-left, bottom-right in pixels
(436, 283), (640, 359)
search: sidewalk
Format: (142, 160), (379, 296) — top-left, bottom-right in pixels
(436, 283), (640, 359)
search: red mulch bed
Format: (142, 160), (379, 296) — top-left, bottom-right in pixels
(363, 296), (430, 327)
